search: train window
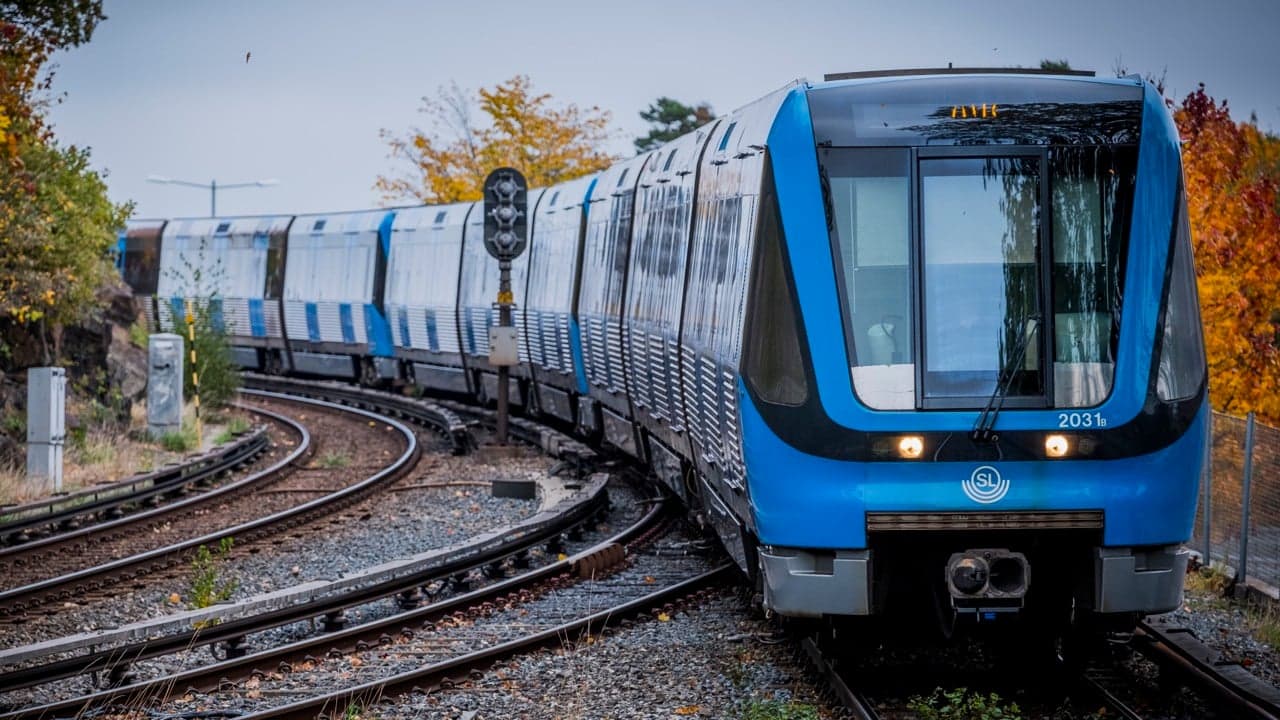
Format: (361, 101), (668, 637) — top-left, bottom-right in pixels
(123, 235), (162, 295)
(616, 168), (629, 187)
(823, 148), (914, 409)
(1156, 189), (1206, 402)
(718, 122), (736, 152)
(663, 150), (678, 172)
(550, 191), (560, 207)
(920, 156), (1043, 403)
(1050, 147), (1133, 407)
(312, 219), (326, 232)
(743, 166), (806, 406)
(215, 222), (231, 234)
(433, 210), (447, 224)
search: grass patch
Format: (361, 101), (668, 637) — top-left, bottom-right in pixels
(129, 320), (150, 349)
(1186, 563), (1234, 595)
(188, 537), (238, 611)
(907, 687), (1023, 719)
(740, 700), (821, 720)
(159, 427), (199, 453)
(317, 451), (350, 469)
(70, 435), (117, 466)
(1, 412), (25, 437)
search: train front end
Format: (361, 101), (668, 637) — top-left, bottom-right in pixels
(743, 72), (1208, 626)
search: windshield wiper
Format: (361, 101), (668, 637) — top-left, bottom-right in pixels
(971, 316), (1040, 444)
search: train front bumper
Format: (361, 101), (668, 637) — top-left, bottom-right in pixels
(758, 543), (1188, 618)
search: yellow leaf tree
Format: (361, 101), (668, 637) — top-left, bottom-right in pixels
(376, 75), (615, 204)
(1176, 86), (1280, 422)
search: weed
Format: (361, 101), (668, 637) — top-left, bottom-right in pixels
(159, 427), (198, 452)
(225, 415), (251, 435)
(71, 435), (116, 466)
(129, 320), (150, 349)
(1, 412), (25, 437)
(740, 700), (821, 720)
(907, 687), (1023, 720)
(317, 451), (350, 469)
(1249, 602), (1280, 648)
(1186, 563), (1233, 595)
(167, 239), (241, 408)
(342, 703), (362, 720)
(188, 537), (238, 610)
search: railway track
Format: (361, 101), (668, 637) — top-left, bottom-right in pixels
(800, 615), (1280, 720)
(0, 416), (270, 547)
(0, 391), (421, 622)
(1, 466), (684, 718)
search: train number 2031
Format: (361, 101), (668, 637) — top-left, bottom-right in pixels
(1058, 412), (1107, 428)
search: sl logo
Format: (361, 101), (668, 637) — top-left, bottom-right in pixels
(963, 465), (1010, 504)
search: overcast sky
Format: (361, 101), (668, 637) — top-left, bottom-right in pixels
(44, 0), (1280, 219)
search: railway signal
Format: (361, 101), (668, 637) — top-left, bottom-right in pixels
(482, 167), (528, 444)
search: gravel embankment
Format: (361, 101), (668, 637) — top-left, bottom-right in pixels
(0, 427), (540, 651)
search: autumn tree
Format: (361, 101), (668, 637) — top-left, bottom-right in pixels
(1176, 85), (1280, 421)
(634, 97), (714, 153)
(0, 1), (130, 365)
(376, 76), (615, 204)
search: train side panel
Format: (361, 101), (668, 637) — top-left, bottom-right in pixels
(386, 203), (472, 394)
(283, 210), (395, 380)
(622, 124), (720, 461)
(577, 153), (653, 436)
(524, 175), (596, 423)
(156, 215), (292, 369)
(682, 84), (797, 548)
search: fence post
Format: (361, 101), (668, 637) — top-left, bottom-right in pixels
(1238, 411), (1256, 593)
(1203, 412), (1213, 565)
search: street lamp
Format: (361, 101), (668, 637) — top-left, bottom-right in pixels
(146, 175), (280, 217)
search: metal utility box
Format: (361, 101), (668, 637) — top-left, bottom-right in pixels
(26, 366), (66, 492)
(148, 333), (184, 437)
(489, 326), (518, 366)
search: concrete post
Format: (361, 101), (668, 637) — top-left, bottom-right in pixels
(26, 367), (66, 493)
(148, 333), (184, 437)
(1238, 411), (1256, 593)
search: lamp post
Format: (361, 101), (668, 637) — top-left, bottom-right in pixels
(146, 175), (280, 217)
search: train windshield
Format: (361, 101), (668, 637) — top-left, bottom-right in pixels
(822, 145), (1135, 410)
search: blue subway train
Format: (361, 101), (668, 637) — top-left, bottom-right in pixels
(121, 69), (1207, 629)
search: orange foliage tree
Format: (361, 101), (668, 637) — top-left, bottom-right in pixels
(1176, 85), (1280, 421)
(376, 75), (615, 204)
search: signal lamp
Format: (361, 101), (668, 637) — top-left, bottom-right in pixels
(897, 435), (924, 459)
(1045, 434), (1070, 458)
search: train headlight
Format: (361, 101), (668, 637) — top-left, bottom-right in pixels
(1045, 434), (1069, 458)
(897, 435), (924, 459)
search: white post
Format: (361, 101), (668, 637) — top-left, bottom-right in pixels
(26, 367), (66, 493)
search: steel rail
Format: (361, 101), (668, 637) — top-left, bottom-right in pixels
(0, 475), (612, 693)
(798, 636), (881, 720)
(0, 391), (418, 617)
(237, 564), (734, 720)
(0, 487), (664, 719)
(241, 375), (472, 454)
(0, 420), (268, 544)
(1136, 618), (1280, 720)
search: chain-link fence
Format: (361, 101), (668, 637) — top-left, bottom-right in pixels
(1191, 411), (1280, 589)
